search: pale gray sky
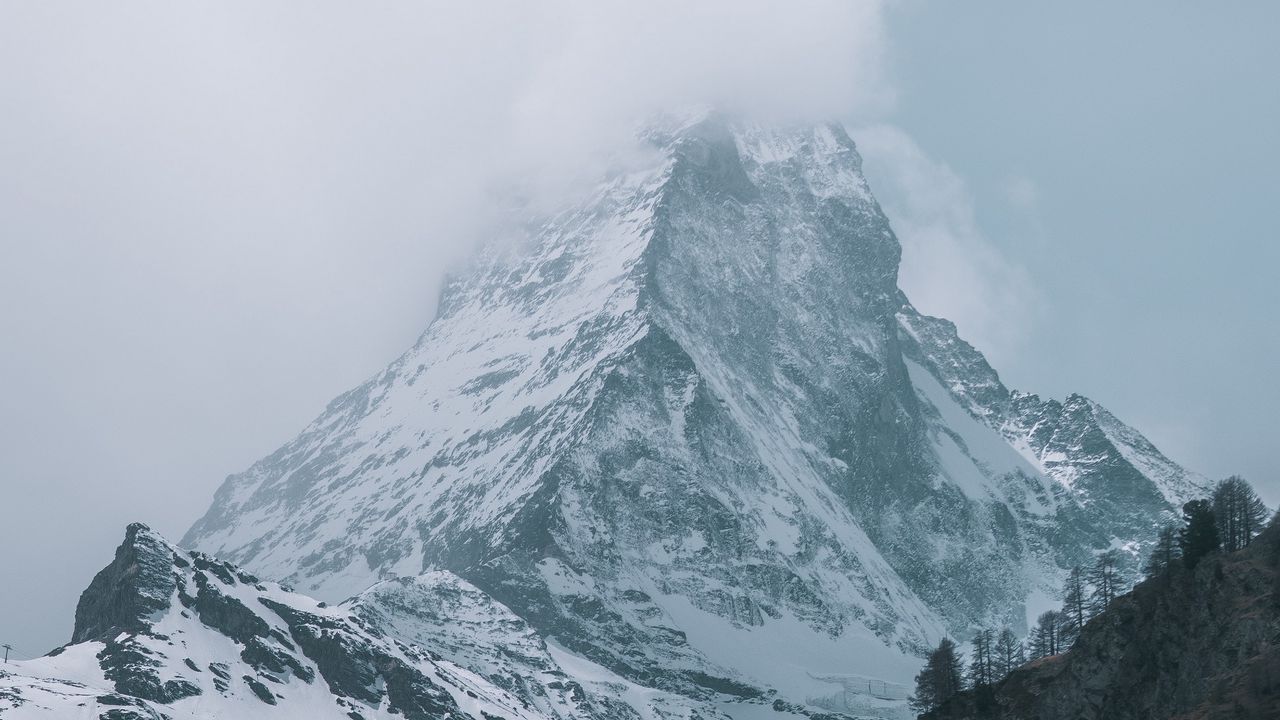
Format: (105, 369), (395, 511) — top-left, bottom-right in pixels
(1, 1), (1275, 658)
(867, 1), (1279, 505)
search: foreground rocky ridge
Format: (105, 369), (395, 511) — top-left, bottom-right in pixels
(178, 113), (1207, 713)
(2, 524), (818, 720)
(923, 521), (1280, 720)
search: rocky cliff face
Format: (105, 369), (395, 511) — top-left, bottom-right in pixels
(175, 113), (1206, 715)
(897, 310), (1206, 573)
(924, 521), (1280, 720)
(72, 523), (178, 644)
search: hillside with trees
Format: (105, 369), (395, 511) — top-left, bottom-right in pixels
(914, 477), (1280, 719)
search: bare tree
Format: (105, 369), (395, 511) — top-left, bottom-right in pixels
(1087, 550), (1125, 616)
(1028, 610), (1062, 659)
(968, 628), (996, 689)
(1060, 566), (1087, 646)
(994, 627), (1024, 679)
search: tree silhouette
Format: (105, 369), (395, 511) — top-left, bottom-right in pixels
(1028, 610), (1063, 659)
(1212, 476), (1269, 552)
(1180, 499), (1220, 569)
(1144, 524), (1181, 581)
(1060, 566), (1087, 646)
(1087, 550), (1126, 615)
(968, 628), (996, 689)
(994, 627), (1024, 679)
(911, 637), (963, 714)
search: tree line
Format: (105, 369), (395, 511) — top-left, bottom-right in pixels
(910, 475), (1272, 715)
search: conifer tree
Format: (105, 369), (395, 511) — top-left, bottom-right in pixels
(911, 637), (963, 714)
(1028, 610), (1062, 659)
(1144, 524), (1181, 579)
(1242, 487), (1269, 544)
(1180, 499), (1220, 569)
(1086, 550), (1125, 616)
(994, 627), (1023, 679)
(1212, 476), (1269, 552)
(968, 629), (996, 689)
(1060, 566), (1087, 646)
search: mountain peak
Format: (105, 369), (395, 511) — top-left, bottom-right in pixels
(72, 522), (177, 644)
(175, 118), (1201, 716)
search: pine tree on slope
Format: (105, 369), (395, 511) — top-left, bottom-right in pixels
(1060, 566), (1088, 647)
(1028, 610), (1063, 659)
(1087, 550), (1126, 616)
(1180, 499), (1221, 570)
(1212, 476), (1269, 552)
(1144, 524), (1181, 580)
(911, 637), (963, 714)
(994, 627), (1024, 680)
(968, 629), (996, 689)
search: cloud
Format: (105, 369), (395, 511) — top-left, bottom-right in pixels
(496, 0), (896, 206)
(1, 1), (897, 302)
(0, 0), (897, 654)
(854, 124), (1039, 365)
(0, 0), (1051, 656)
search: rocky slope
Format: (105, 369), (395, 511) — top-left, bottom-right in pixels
(1, 523), (553, 720)
(2, 524), (803, 720)
(923, 520), (1280, 720)
(176, 113), (1206, 716)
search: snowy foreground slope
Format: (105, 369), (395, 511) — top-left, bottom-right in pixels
(167, 113), (1205, 718)
(3, 524), (774, 720)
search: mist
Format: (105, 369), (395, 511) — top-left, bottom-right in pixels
(0, 0), (893, 658)
(2, 1), (1276, 662)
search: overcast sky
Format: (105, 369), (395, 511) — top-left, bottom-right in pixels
(1, 1), (1276, 658)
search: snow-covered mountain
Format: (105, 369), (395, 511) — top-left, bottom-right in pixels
(2, 523), (542, 720)
(132, 113), (1204, 718)
(2, 523), (777, 720)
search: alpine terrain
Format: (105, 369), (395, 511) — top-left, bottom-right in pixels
(2, 113), (1208, 720)
(922, 518), (1280, 719)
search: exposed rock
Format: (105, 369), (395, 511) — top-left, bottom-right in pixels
(73, 523), (176, 643)
(3, 524), (782, 719)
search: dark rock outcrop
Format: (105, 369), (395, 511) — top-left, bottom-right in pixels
(257, 597), (460, 720)
(73, 523), (176, 643)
